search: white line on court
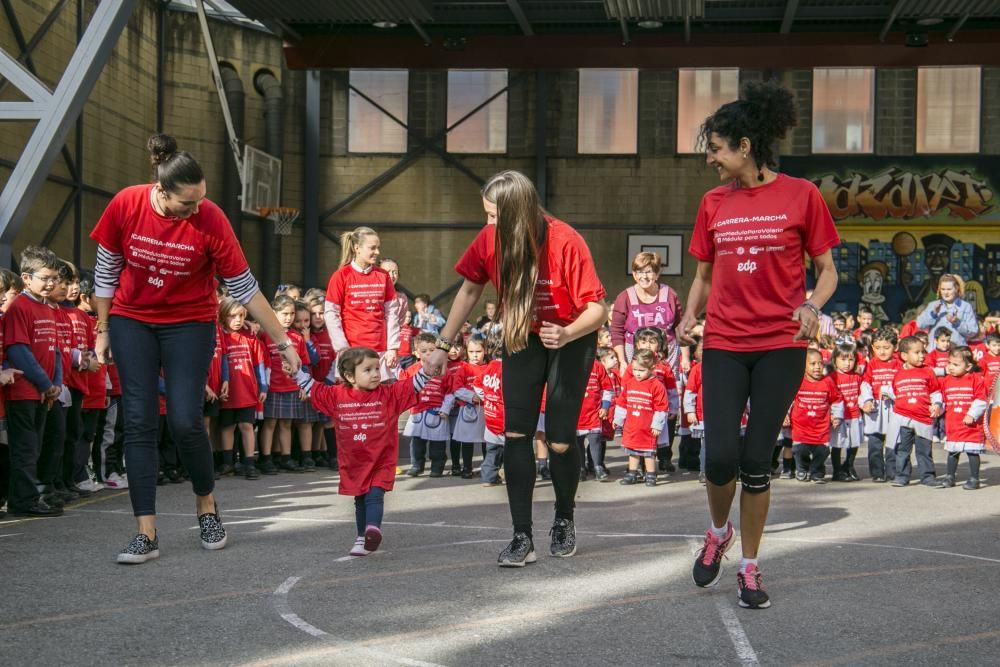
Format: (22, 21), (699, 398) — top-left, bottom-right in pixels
(0, 533), (24, 538)
(688, 538), (760, 666)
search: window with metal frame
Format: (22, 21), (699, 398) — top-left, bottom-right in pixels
(812, 68), (875, 154)
(917, 66), (981, 154)
(348, 70), (409, 154)
(446, 70), (508, 154)
(676, 68), (739, 154)
(578, 68), (638, 155)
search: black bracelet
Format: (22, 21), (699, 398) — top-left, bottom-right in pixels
(800, 302), (821, 318)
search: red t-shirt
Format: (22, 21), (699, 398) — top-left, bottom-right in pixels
(476, 359), (504, 435)
(310, 327), (336, 382)
(454, 216), (607, 331)
(63, 306), (93, 393)
(260, 330), (308, 394)
(4, 293), (59, 401)
(790, 375), (843, 444)
(90, 184), (251, 324)
(458, 361), (489, 406)
(222, 330), (266, 409)
(980, 352), (1000, 388)
(616, 372), (668, 452)
(684, 361), (704, 422)
(891, 366), (941, 425)
(207, 324), (225, 395)
(307, 380), (418, 496)
(970, 342), (987, 363)
(862, 356), (901, 401)
(53, 305), (75, 392)
(925, 348), (950, 375)
(941, 373), (987, 444)
(832, 370), (863, 420)
(325, 264), (396, 352)
(398, 324), (417, 357)
(688, 174), (840, 352)
(402, 361), (460, 414)
(577, 360), (613, 431)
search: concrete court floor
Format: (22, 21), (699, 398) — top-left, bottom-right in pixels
(2, 442), (1000, 667)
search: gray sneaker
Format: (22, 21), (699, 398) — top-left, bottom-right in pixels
(549, 518), (577, 558)
(498, 532), (536, 567)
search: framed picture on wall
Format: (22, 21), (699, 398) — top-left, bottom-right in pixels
(626, 234), (683, 276)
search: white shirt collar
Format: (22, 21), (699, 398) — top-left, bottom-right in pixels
(351, 260), (373, 275)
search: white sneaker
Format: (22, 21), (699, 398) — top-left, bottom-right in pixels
(77, 478), (104, 493)
(349, 537), (370, 557)
(104, 472), (128, 489)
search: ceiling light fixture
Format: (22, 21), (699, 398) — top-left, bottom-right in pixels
(372, 21), (398, 29)
(915, 17), (944, 26)
(637, 19), (663, 29)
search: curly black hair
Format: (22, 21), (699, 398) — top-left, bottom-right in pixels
(698, 79), (797, 179)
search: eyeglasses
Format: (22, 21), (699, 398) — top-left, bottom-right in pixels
(633, 270), (658, 277)
(29, 273), (58, 285)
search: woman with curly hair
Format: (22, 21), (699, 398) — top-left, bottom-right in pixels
(677, 80), (840, 609)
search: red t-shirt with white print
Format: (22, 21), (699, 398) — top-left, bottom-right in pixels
(90, 184), (252, 324)
(940, 372), (986, 444)
(260, 330), (308, 394)
(688, 174), (840, 352)
(325, 263), (396, 352)
(222, 330), (267, 409)
(577, 360), (613, 431)
(4, 293), (59, 401)
(476, 359), (504, 435)
(63, 306), (93, 393)
(454, 216), (606, 331)
(891, 366), (941, 426)
(790, 375), (843, 444)
(616, 372), (668, 452)
(832, 370), (863, 420)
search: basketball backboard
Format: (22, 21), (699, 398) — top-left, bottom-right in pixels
(241, 144), (282, 215)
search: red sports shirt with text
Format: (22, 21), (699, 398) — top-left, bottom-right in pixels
(325, 264), (396, 351)
(891, 366), (942, 425)
(790, 375), (843, 444)
(4, 294), (59, 401)
(615, 373), (668, 452)
(940, 373), (987, 444)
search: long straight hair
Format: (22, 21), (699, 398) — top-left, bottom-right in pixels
(482, 170), (545, 354)
(339, 226), (378, 268)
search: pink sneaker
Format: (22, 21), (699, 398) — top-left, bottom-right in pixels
(364, 525), (382, 553)
(737, 563), (771, 609)
(692, 521), (734, 587)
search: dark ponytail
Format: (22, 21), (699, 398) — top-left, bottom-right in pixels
(148, 133), (204, 192)
(698, 79), (797, 180)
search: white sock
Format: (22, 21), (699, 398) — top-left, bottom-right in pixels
(740, 557), (758, 572)
(710, 523), (729, 540)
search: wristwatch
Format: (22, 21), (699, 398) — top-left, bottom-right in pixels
(276, 339), (292, 352)
(435, 336), (453, 352)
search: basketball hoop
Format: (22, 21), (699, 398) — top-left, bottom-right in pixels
(259, 207), (299, 236)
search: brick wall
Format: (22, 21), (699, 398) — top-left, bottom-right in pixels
(875, 68), (916, 154)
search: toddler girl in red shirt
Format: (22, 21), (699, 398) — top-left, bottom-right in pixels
(614, 350), (668, 487)
(295, 347), (431, 556)
(936, 346), (988, 490)
(860, 327), (901, 482)
(829, 342), (864, 482)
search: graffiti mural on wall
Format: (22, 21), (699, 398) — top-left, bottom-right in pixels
(782, 157), (1000, 324)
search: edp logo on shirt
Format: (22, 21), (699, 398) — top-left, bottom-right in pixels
(147, 275), (165, 288)
(737, 261), (758, 274)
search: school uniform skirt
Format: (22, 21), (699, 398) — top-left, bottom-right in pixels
(451, 403), (485, 443)
(264, 390), (306, 421)
(404, 409), (451, 441)
(830, 417), (863, 449)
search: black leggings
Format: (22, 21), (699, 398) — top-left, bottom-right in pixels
(702, 347), (806, 486)
(502, 331), (596, 536)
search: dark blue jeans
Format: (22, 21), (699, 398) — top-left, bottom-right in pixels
(110, 316), (216, 516)
(894, 427), (935, 485)
(354, 486), (386, 535)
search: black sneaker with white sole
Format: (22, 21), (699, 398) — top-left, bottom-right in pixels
(198, 505), (227, 550)
(549, 518), (577, 557)
(498, 532), (536, 567)
(692, 522), (734, 587)
(737, 563), (772, 609)
(117, 532), (160, 564)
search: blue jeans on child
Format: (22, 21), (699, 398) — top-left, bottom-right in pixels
(354, 486), (386, 535)
(481, 443), (504, 482)
(866, 433), (895, 479)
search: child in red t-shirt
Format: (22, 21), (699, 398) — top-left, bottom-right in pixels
(444, 337), (470, 477)
(259, 294), (311, 474)
(596, 347), (621, 475)
(936, 346), (988, 490)
(4, 247), (63, 516)
(788, 349), (844, 483)
(631, 327), (680, 472)
(293, 300), (323, 471)
(885, 336), (943, 487)
(614, 350), (669, 487)
(980, 332), (1000, 390)
(576, 356), (614, 482)
(860, 327), (902, 482)
(452, 337), (487, 479)
(403, 333), (460, 477)
(829, 342), (864, 482)
(306, 293), (336, 469)
(474, 334), (505, 486)
(925, 327), (952, 377)
(294, 347), (430, 556)
(218, 298), (268, 480)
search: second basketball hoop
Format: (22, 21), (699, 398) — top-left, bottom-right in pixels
(259, 207), (300, 236)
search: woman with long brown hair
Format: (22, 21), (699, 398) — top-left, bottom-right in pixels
(426, 170), (608, 567)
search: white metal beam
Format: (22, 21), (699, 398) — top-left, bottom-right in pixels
(0, 0), (139, 263)
(0, 102), (47, 120)
(194, 0), (243, 176)
(0, 47), (53, 102)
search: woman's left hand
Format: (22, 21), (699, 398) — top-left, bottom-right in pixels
(383, 349), (398, 368)
(281, 347), (302, 375)
(539, 321), (571, 349)
(791, 305), (819, 342)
